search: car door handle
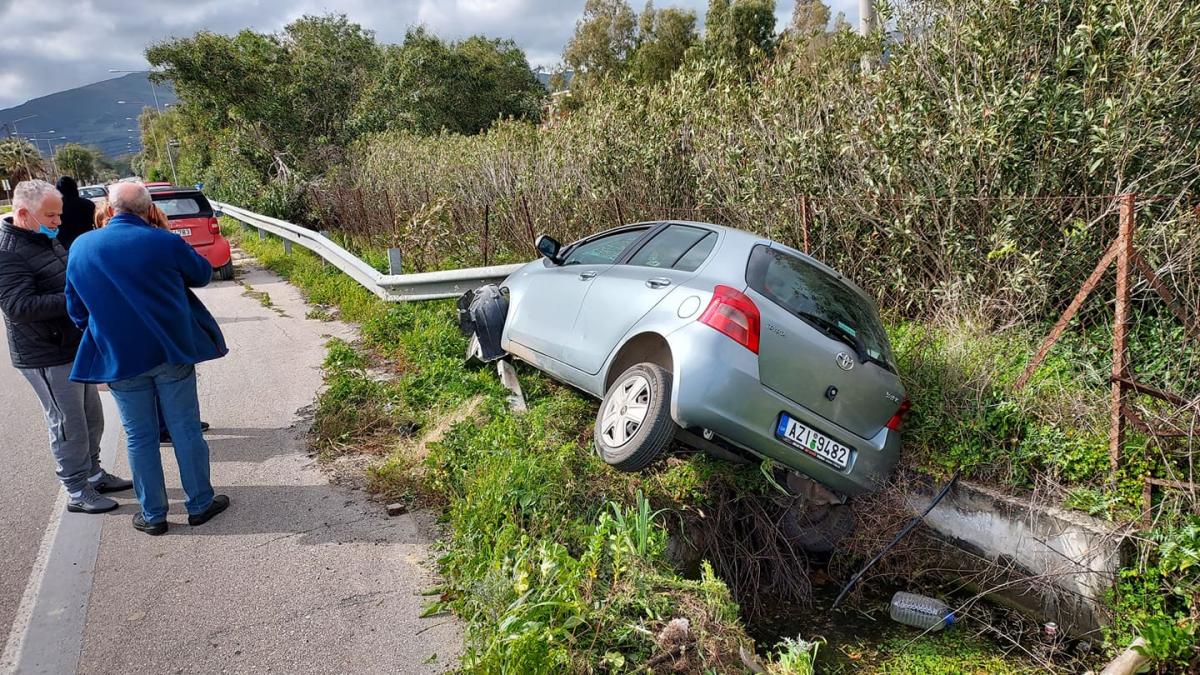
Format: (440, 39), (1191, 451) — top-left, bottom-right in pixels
(579, 271), (597, 280)
(646, 277), (672, 289)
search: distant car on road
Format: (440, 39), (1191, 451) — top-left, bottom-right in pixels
(462, 221), (909, 552)
(146, 184), (234, 280)
(79, 185), (107, 203)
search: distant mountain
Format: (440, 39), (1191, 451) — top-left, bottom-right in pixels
(0, 72), (176, 160)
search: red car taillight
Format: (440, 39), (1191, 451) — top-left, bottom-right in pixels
(886, 398), (911, 431)
(208, 217), (220, 236)
(699, 285), (760, 354)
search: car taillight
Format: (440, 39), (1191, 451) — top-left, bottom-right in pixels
(208, 217), (220, 235)
(886, 398), (911, 431)
(698, 285), (760, 354)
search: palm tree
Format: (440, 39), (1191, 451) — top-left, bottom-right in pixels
(0, 138), (45, 184)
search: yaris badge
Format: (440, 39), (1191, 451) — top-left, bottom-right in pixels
(835, 352), (855, 371)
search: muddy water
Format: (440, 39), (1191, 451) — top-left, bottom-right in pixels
(746, 579), (1062, 672)
(748, 582), (914, 670)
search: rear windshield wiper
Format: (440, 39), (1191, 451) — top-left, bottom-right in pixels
(794, 311), (865, 357)
(793, 310), (895, 373)
(802, 314), (897, 374)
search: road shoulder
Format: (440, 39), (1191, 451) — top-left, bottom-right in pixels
(76, 262), (462, 673)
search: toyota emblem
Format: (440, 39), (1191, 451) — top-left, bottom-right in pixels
(835, 352), (855, 371)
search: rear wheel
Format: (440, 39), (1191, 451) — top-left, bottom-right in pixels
(214, 260), (234, 281)
(780, 501), (856, 554)
(594, 363), (675, 472)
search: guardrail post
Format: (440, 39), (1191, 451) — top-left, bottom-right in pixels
(283, 240), (293, 255)
(257, 227), (266, 241)
(387, 248), (403, 275)
(319, 231), (331, 267)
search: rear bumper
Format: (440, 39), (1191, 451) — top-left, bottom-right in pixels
(666, 322), (900, 496)
(191, 235), (232, 269)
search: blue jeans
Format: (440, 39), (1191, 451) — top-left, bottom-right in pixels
(109, 363), (214, 523)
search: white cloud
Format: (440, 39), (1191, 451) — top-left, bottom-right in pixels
(0, 0), (861, 109)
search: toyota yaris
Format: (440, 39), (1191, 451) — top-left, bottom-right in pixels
(461, 221), (908, 551)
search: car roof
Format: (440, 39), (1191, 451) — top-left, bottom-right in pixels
(647, 220), (877, 306)
(147, 184), (194, 193)
(148, 186), (207, 198)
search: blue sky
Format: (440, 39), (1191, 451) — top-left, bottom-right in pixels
(0, 0), (859, 109)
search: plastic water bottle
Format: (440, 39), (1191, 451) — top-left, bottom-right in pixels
(889, 592), (955, 632)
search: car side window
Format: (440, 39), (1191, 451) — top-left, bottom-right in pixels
(672, 232), (717, 272)
(562, 228), (649, 266)
(626, 225), (715, 271)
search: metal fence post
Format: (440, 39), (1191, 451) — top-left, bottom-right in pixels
(387, 248), (403, 275)
(483, 204), (491, 266)
(1109, 193), (1135, 472)
(800, 195), (811, 254)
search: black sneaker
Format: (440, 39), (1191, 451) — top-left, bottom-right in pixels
(133, 513), (168, 536)
(188, 495), (230, 526)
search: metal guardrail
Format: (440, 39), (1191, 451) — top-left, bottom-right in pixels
(214, 201), (523, 302)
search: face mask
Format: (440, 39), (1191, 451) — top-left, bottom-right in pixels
(29, 215), (59, 240)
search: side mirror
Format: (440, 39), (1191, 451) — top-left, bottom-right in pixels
(536, 234), (562, 263)
(212, 209), (224, 218)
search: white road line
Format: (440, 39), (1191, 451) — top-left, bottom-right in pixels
(0, 392), (121, 675)
(0, 489), (66, 674)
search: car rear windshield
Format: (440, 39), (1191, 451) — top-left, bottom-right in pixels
(153, 195), (211, 219)
(746, 245), (895, 368)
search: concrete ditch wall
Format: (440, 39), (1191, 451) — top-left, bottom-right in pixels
(905, 474), (1131, 636)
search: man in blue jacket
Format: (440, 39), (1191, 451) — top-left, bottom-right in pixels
(65, 182), (230, 536)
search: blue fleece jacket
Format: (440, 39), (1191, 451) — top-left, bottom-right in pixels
(65, 212), (228, 383)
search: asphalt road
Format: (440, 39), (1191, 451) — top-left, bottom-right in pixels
(0, 317), (63, 657)
(0, 259), (461, 673)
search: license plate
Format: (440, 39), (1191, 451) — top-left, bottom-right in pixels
(174, 228), (192, 237)
(775, 413), (851, 469)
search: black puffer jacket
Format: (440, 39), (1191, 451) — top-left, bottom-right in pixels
(0, 216), (82, 368)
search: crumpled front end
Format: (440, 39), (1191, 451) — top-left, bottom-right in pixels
(457, 284), (509, 362)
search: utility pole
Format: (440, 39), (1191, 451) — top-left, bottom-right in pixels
(5, 114), (38, 179)
(110, 69), (179, 184)
(859, 0), (876, 72)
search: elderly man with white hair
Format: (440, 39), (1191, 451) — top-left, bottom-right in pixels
(65, 181), (230, 536)
(0, 180), (131, 514)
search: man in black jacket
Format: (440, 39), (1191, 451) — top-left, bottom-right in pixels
(54, 176), (96, 251)
(0, 179), (131, 513)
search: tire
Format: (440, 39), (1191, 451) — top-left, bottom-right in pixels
(214, 260), (235, 281)
(780, 501), (856, 554)
(594, 363), (675, 472)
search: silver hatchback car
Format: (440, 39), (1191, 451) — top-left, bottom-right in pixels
(462, 221), (909, 550)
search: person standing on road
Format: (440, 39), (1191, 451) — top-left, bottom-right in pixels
(65, 181), (230, 536)
(0, 180), (132, 514)
(54, 176), (96, 251)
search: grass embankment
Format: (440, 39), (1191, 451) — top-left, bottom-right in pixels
(228, 224), (1047, 672)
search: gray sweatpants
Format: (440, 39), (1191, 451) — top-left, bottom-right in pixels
(19, 363), (105, 495)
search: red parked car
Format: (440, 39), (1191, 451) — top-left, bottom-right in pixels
(147, 184), (234, 280)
